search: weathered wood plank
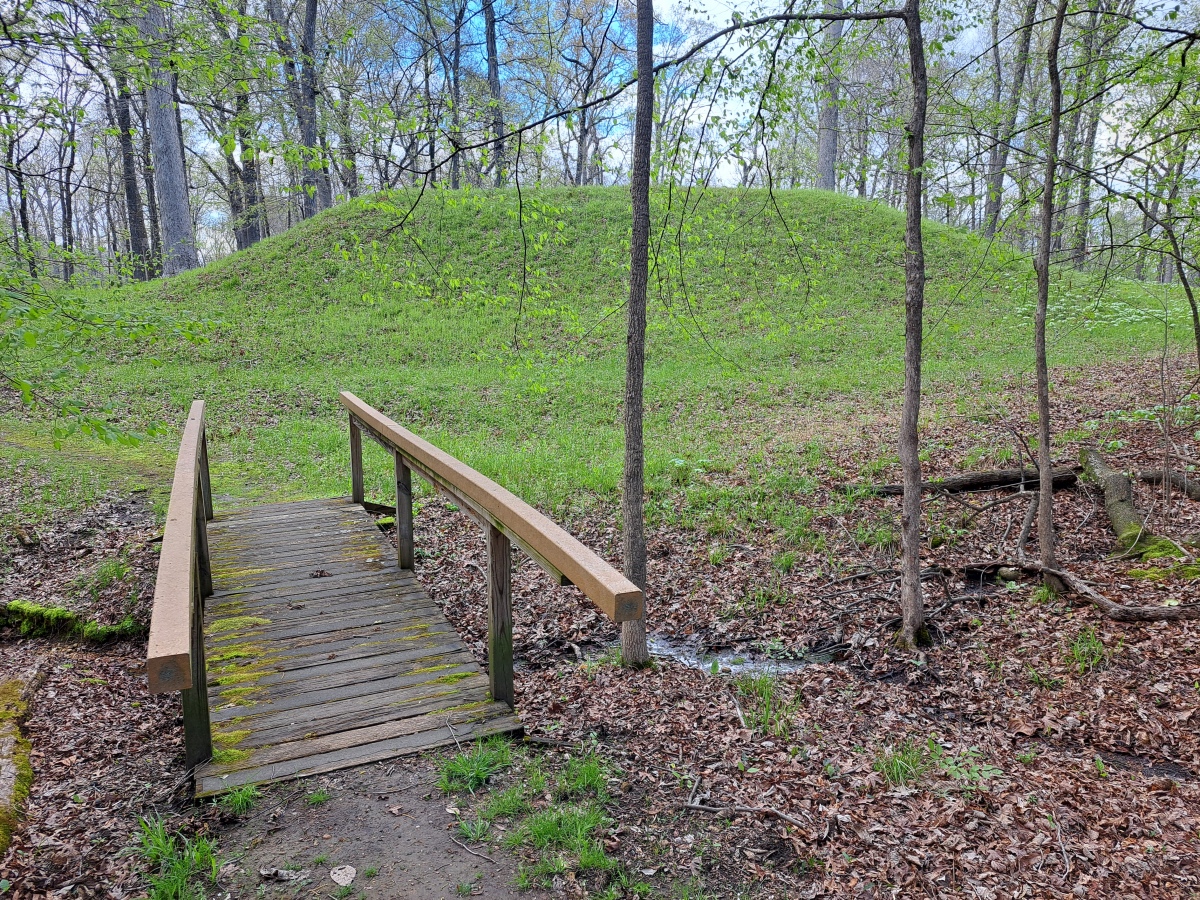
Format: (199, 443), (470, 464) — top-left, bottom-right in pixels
(197, 713), (520, 796)
(197, 497), (514, 794)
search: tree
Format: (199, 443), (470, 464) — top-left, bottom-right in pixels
(815, 0), (845, 191)
(620, 0), (653, 668)
(137, 0), (199, 274)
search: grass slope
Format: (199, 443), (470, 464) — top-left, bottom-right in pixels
(10, 186), (1190, 514)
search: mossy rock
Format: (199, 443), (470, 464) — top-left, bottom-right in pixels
(0, 681), (33, 855)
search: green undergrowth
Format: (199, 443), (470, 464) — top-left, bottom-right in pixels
(9, 186), (1187, 518)
(872, 735), (1003, 796)
(137, 815), (224, 900)
(0, 681), (33, 855)
(438, 737), (650, 897)
(0, 599), (144, 642)
(0, 422), (172, 530)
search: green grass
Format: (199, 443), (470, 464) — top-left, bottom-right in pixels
(136, 816), (222, 900)
(1067, 626), (1109, 674)
(438, 736), (514, 793)
(305, 788), (332, 806)
(7, 186), (1190, 522)
(217, 784), (261, 816)
(873, 739), (931, 786)
(735, 672), (801, 737)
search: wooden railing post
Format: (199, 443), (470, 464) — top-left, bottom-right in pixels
(181, 536), (212, 769)
(395, 453), (414, 570)
(487, 524), (514, 707)
(194, 460), (213, 601)
(349, 416), (365, 505)
(199, 430), (214, 521)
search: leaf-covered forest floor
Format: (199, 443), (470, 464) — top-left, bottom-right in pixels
(416, 355), (1200, 898)
(2, 353), (1199, 898)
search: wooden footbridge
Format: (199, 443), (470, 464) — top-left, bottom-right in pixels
(146, 393), (642, 796)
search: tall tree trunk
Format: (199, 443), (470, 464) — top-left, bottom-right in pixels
(982, 0), (1037, 238)
(1034, 0), (1070, 588)
(113, 71), (149, 279)
(621, 0), (653, 669)
(483, 0), (505, 186)
(139, 96), (163, 275)
(898, 0), (929, 648)
(815, 0), (844, 191)
(235, 88), (264, 247)
(1070, 58), (1106, 265)
(267, 0), (329, 218)
(137, 0), (198, 275)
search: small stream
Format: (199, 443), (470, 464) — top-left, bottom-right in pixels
(647, 634), (833, 676)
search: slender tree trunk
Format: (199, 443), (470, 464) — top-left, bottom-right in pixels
(235, 89), (264, 247)
(137, 0), (198, 275)
(620, 0), (654, 669)
(1034, 0), (1070, 589)
(815, 0), (844, 191)
(983, 0), (1037, 238)
(139, 97), (162, 275)
(114, 72), (149, 279)
(898, 0), (929, 648)
(483, 0), (505, 186)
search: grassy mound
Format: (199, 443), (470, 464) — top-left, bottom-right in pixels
(25, 187), (1193, 510)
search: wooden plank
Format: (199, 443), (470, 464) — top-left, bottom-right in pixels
(147, 401), (205, 694)
(206, 603), (447, 646)
(255, 632), (463, 673)
(210, 672), (489, 727)
(340, 392), (643, 622)
(229, 688), (500, 748)
(207, 584), (434, 619)
(210, 662), (482, 714)
(197, 714), (521, 796)
(487, 524), (514, 707)
(212, 646), (474, 694)
(211, 703), (513, 771)
(208, 568), (422, 602)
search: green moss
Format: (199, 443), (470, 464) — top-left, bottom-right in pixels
(1138, 537), (1184, 561)
(1128, 568), (1167, 581)
(410, 663), (457, 675)
(210, 670), (271, 687)
(0, 599), (144, 642)
(1129, 564), (1200, 581)
(210, 646), (265, 665)
(207, 615), (271, 635)
(0, 681), (33, 855)
(217, 686), (263, 705)
(212, 728), (252, 748)
(211, 747), (252, 765)
(431, 672), (474, 685)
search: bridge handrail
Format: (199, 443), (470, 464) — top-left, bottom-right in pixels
(145, 400), (213, 769)
(340, 391), (644, 706)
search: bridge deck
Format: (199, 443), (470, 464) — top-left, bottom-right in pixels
(194, 497), (520, 796)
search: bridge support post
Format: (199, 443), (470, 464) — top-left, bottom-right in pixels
(395, 454), (414, 570)
(181, 554), (212, 770)
(349, 417), (365, 504)
(487, 524), (514, 707)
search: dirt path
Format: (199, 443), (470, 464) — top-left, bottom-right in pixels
(217, 759), (550, 900)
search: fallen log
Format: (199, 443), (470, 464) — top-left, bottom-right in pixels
(1138, 469), (1200, 501)
(858, 467), (1076, 496)
(1080, 448), (1168, 554)
(969, 560), (1200, 623)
